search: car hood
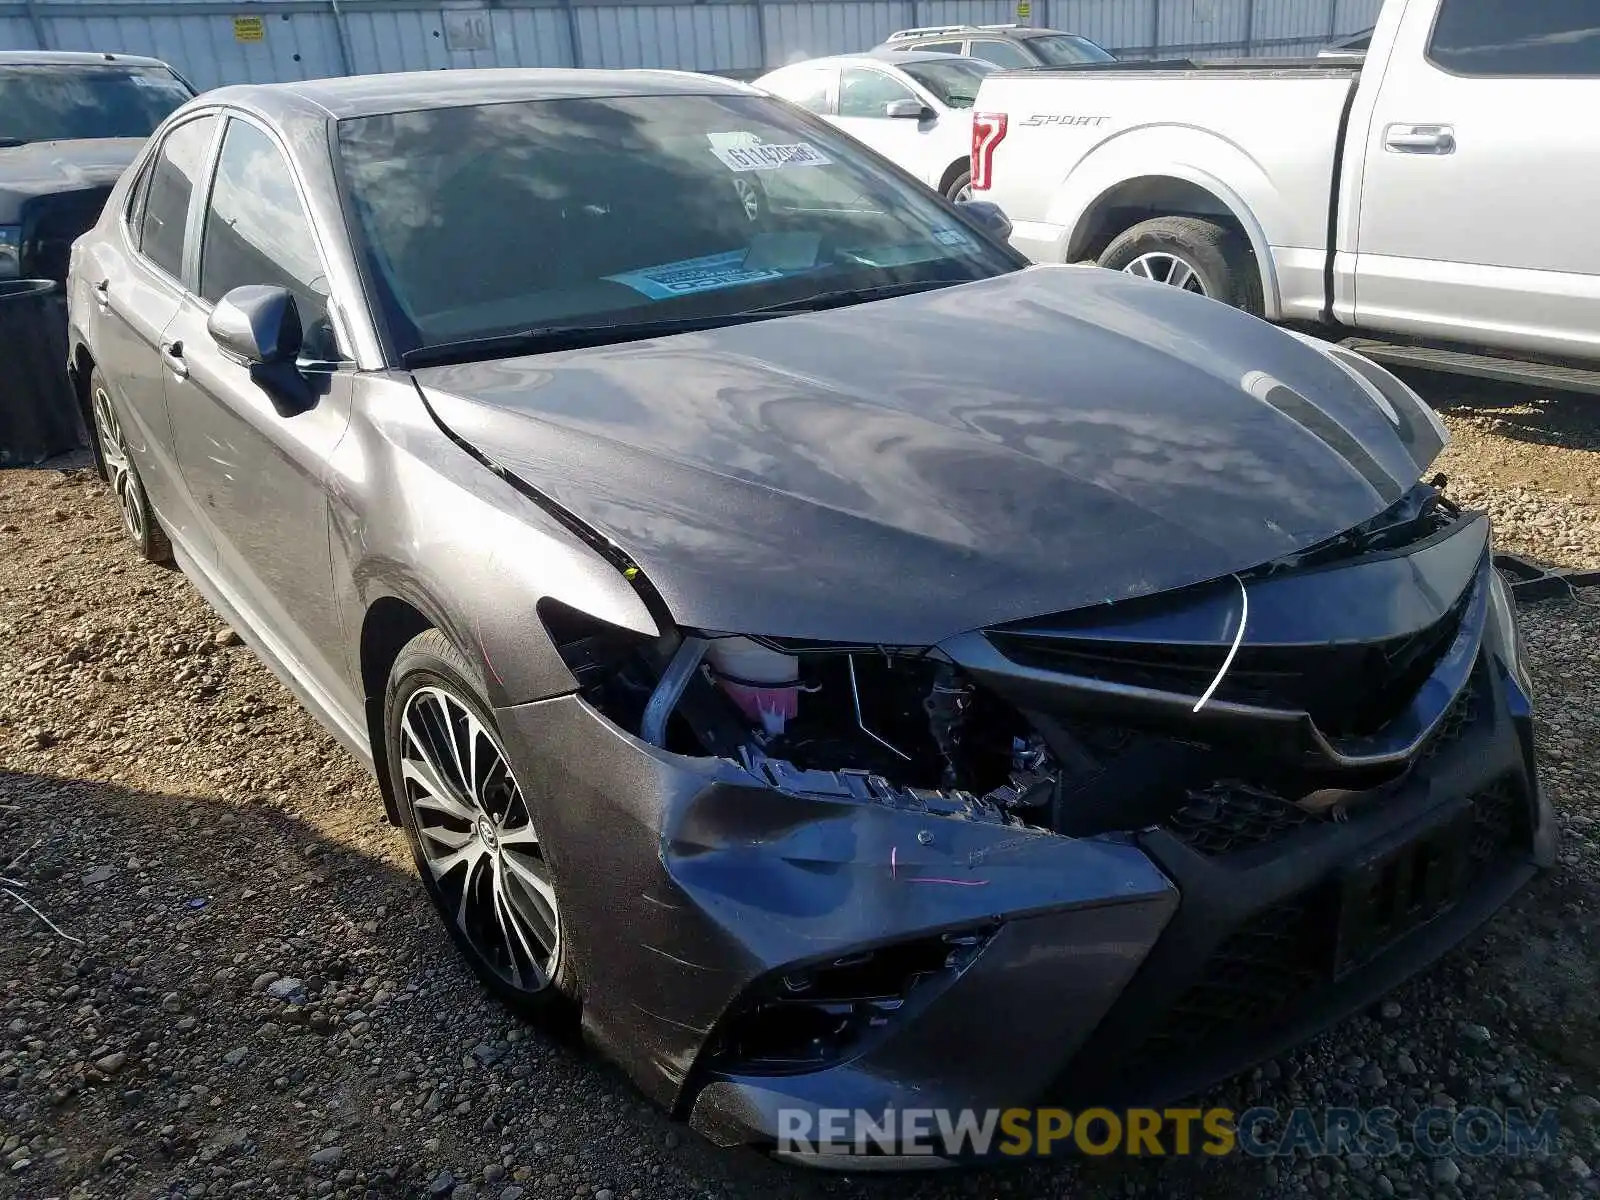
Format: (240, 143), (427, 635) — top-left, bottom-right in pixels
(0, 137), (143, 221)
(415, 265), (1439, 644)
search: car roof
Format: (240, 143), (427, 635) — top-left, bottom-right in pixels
(203, 67), (759, 121)
(0, 50), (174, 68)
(887, 24), (1072, 42)
(764, 50), (981, 71)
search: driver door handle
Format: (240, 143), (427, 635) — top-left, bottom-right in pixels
(161, 339), (188, 381)
(1384, 124), (1455, 154)
(92, 279), (110, 310)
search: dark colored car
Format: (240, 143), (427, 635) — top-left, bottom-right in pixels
(0, 51), (194, 285)
(66, 68), (1551, 1164)
(879, 23), (1116, 69)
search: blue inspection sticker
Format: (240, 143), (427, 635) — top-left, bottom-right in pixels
(932, 227), (976, 248)
(605, 250), (792, 300)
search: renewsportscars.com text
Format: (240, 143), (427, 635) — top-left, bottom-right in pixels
(777, 1106), (1561, 1160)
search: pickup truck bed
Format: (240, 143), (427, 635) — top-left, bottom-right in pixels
(978, 59), (1361, 324)
(971, 0), (1600, 373)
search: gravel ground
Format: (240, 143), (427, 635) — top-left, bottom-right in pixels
(2, 376), (1599, 1200)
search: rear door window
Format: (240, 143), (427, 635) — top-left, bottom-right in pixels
(838, 68), (917, 117)
(916, 41), (966, 55)
(968, 39), (1035, 68)
(138, 114), (218, 280)
(1428, 0), (1600, 76)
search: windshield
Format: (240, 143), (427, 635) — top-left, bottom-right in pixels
(336, 93), (1021, 361)
(0, 65), (193, 145)
(1026, 34), (1117, 65)
(899, 57), (997, 107)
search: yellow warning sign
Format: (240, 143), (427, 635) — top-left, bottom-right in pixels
(233, 15), (265, 42)
(1016, 0), (1031, 16)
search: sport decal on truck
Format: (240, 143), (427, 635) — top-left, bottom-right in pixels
(1018, 114), (1110, 128)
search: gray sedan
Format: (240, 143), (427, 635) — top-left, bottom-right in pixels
(65, 68), (1549, 1162)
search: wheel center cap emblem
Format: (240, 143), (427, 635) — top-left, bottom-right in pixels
(477, 817), (499, 851)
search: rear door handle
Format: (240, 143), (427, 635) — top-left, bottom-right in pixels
(92, 279), (110, 310)
(1384, 124), (1455, 154)
(161, 339), (188, 381)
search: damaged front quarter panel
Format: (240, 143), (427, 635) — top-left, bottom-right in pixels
(490, 688), (1179, 1137)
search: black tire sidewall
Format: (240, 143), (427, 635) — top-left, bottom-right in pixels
(1098, 218), (1263, 315)
(945, 169), (973, 201)
(383, 630), (574, 1016)
(80, 376), (109, 482)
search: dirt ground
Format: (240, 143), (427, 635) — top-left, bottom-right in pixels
(2, 373), (1599, 1200)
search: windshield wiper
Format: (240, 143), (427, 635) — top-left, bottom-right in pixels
(401, 280), (968, 368)
(749, 278), (961, 315)
(401, 311), (787, 369)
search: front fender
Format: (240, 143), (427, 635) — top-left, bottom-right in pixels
(328, 373), (661, 713)
(1047, 125), (1291, 318)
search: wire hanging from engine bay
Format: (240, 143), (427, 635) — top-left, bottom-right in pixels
(1192, 574), (1249, 715)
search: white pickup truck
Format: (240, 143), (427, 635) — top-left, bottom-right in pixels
(970, 0), (1600, 388)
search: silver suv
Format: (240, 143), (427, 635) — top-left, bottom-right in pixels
(877, 23), (1115, 70)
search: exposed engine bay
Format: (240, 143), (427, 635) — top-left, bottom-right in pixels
(557, 478), (1476, 845)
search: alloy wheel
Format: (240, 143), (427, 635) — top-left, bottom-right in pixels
(92, 386), (147, 545)
(1122, 252), (1209, 296)
(952, 181), (973, 202)
(398, 685), (560, 991)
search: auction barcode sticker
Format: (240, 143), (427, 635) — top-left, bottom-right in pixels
(710, 141), (832, 172)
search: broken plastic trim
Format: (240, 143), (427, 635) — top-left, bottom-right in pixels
(702, 926), (997, 1076)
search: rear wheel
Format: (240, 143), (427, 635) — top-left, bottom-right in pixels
(88, 368), (172, 565)
(384, 629), (575, 1022)
(1098, 216), (1264, 315)
(944, 168), (974, 202)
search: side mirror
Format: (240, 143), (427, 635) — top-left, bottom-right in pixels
(207, 284), (314, 416)
(957, 198), (1013, 242)
(208, 284), (302, 365)
(885, 98), (932, 120)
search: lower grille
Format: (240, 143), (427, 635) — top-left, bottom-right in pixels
(1418, 681), (1480, 763)
(1468, 780), (1526, 868)
(1121, 898), (1325, 1075)
(1162, 783), (1314, 858)
(1122, 777), (1529, 1077)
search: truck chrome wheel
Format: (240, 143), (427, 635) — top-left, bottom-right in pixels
(1122, 252), (1209, 295)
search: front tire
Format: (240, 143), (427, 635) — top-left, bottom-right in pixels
(384, 629), (574, 1021)
(88, 368), (172, 565)
(1098, 216), (1264, 315)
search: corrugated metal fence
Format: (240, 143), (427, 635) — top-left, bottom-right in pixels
(0, 0), (1383, 91)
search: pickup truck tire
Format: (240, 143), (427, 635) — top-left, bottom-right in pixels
(944, 169), (974, 202)
(1098, 216), (1263, 315)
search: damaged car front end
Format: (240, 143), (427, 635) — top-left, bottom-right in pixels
(489, 470), (1548, 1159)
(76, 73), (1551, 1169)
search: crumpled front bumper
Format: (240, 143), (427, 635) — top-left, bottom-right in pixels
(493, 692), (1179, 1117)
(493, 628), (1549, 1158)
